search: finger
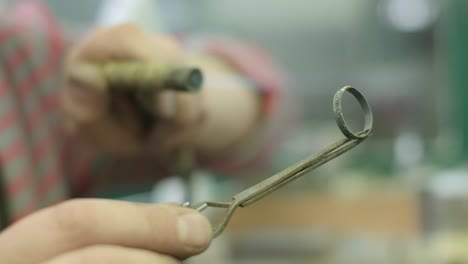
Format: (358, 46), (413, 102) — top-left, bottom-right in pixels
(62, 29), (109, 125)
(151, 34), (184, 63)
(154, 91), (177, 120)
(148, 91), (203, 154)
(153, 91), (203, 125)
(70, 23), (157, 63)
(0, 199), (212, 264)
(173, 93), (203, 126)
(61, 63), (108, 124)
(41, 245), (179, 264)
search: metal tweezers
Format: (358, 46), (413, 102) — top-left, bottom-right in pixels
(184, 86), (374, 237)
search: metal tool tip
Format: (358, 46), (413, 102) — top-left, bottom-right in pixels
(187, 69), (203, 91)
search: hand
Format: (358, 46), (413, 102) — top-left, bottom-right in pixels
(62, 23), (204, 156)
(0, 199), (212, 263)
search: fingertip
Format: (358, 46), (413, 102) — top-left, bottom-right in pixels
(176, 210), (213, 254)
(159, 203), (212, 254)
(62, 62), (109, 123)
(174, 93), (203, 126)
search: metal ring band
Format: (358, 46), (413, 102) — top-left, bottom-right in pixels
(333, 86), (373, 139)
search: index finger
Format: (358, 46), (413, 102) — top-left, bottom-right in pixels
(68, 23), (181, 64)
(0, 199), (212, 264)
(68, 23), (154, 63)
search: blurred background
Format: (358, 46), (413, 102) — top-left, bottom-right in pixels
(10, 0), (468, 262)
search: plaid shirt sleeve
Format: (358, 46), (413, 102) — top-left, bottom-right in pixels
(0, 0), (68, 223)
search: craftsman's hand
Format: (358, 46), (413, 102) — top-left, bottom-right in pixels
(0, 199), (212, 263)
(62, 23), (203, 156)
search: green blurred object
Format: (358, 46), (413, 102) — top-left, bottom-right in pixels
(445, 0), (468, 161)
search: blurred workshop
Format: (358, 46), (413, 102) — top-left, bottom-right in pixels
(7, 0), (468, 263)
